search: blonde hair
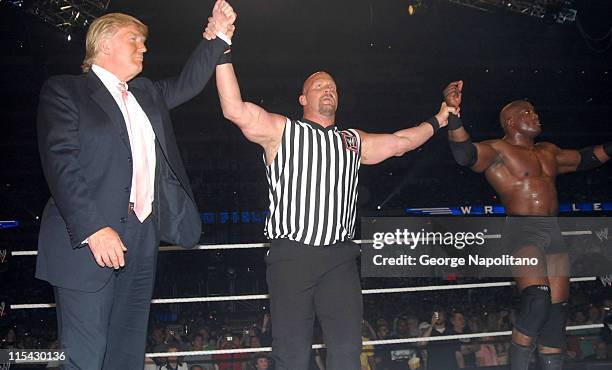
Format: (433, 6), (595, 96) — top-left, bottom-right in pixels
(81, 13), (148, 73)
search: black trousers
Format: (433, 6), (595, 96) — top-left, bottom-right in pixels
(54, 213), (158, 370)
(266, 239), (363, 370)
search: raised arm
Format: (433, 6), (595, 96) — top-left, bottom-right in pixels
(153, 0), (235, 109)
(444, 80), (500, 173)
(554, 142), (611, 174)
(215, 63), (285, 149)
(357, 102), (457, 165)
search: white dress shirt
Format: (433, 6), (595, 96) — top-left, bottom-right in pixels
(91, 64), (156, 207)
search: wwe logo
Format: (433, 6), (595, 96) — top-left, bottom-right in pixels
(596, 227), (609, 242)
(0, 249), (6, 263)
(600, 274), (612, 287)
(0, 361), (9, 370)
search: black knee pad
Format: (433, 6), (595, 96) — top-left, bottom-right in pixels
(515, 284), (552, 338)
(538, 301), (569, 349)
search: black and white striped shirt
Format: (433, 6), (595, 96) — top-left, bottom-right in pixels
(264, 118), (361, 246)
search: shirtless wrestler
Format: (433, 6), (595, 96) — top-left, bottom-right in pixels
(443, 80), (611, 370)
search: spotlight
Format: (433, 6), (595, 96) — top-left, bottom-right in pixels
(407, 0), (422, 16)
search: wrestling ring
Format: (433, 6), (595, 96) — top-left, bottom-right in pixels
(8, 230), (609, 363)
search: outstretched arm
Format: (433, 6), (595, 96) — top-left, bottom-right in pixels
(444, 80), (500, 173)
(358, 102), (457, 165)
(154, 0), (235, 109)
(555, 143), (611, 174)
(203, 17), (285, 152)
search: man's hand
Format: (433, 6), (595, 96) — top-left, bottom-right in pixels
(212, 0), (236, 33)
(203, 19), (235, 40)
(434, 102), (458, 128)
(443, 80), (463, 109)
(87, 227), (127, 269)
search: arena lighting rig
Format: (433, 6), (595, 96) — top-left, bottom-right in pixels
(6, 0), (111, 33)
(447, 0), (577, 23)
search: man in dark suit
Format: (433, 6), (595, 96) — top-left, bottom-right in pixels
(36, 1), (236, 368)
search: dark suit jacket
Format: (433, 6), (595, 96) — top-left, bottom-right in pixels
(36, 38), (227, 292)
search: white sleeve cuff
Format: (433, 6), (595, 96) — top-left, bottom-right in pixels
(216, 31), (232, 46)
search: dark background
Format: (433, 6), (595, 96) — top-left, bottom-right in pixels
(1, 0), (611, 244)
(1, 0), (611, 339)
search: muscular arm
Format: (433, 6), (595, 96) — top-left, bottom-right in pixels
(215, 63), (285, 149)
(358, 102), (456, 165)
(555, 143), (611, 174)
(448, 126), (500, 173)
(443, 80), (500, 173)
(357, 123), (433, 165)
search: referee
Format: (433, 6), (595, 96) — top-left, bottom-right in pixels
(205, 25), (456, 370)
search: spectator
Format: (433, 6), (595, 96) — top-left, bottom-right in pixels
(584, 341), (608, 361)
(214, 333), (247, 370)
(148, 326), (166, 347)
(450, 311), (476, 368)
(470, 319), (500, 367)
(252, 355), (273, 370)
(421, 307), (460, 370)
(1, 328), (19, 349)
(187, 334), (215, 370)
(360, 321), (376, 370)
(475, 336), (499, 367)
(374, 323), (402, 370)
(567, 310), (587, 360)
(373, 315), (421, 370)
(159, 346), (189, 370)
(587, 305), (604, 324)
(259, 313), (272, 347)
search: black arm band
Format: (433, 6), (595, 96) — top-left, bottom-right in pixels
(425, 116), (440, 133)
(449, 138), (478, 167)
(447, 113), (463, 130)
(577, 146), (603, 171)
(217, 49), (232, 65)
(604, 142), (612, 157)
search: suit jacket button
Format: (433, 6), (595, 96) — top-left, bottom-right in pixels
(124, 186), (130, 192)
(127, 156), (132, 163)
(120, 217), (127, 223)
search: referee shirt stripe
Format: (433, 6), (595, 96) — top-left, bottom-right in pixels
(265, 119), (360, 246)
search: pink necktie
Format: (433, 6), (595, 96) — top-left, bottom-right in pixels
(118, 82), (152, 222)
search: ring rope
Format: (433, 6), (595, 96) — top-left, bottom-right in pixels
(9, 277), (597, 310)
(144, 324), (604, 358)
(9, 229), (592, 256)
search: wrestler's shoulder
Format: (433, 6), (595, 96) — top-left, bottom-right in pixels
(535, 141), (560, 152)
(480, 138), (507, 150)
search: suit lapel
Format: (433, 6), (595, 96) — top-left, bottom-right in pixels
(130, 86), (167, 153)
(87, 72), (132, 151)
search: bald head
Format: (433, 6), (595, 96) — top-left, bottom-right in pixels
(302, 71), (335, 94)
(500, 100), (529, 129)
(299, 71), (338, 125)
(499, 100), (541, 138)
